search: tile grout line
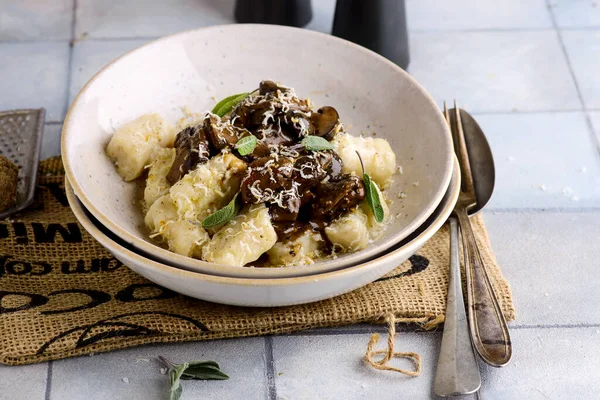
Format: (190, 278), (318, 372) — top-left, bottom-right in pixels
(511, 323), (600, 330)
(62, 0), (78, 120)
(485, 207), (600, 213)
(274, 322), (600, 338)
(264, 337), (277, 400)
(3, 26), (600, 44)
(44, 361), (53, 400)
(545, 0), (600, 159)
(470, 109), (589, 115)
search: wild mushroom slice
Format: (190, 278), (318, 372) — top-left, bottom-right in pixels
(203, 114), (240, 151)
(259, 80), (290, 95)
(240, 155), (295, 205)
(293, 155), (327, 187)
(283, 109), (314, 139)
(310, 106), (341, 141)
(311, 175), (366, 220)
(234, 102), (277, 130)
(166, 125), (211, 185)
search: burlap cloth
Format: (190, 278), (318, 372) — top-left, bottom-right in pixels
(0, 158), (514, 365)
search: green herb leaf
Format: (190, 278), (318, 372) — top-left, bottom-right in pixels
(356, 151), (385, 223)
(212, 92), (250, 117)
(301, 135), (334, 151)
(187, 360), (221, 369)
(235, 135), (258, 156)
(364, 174), (385, 223)
(181, 364), (230, 380)
(169, 380), (183, 400)
(159, 357), (230, 400)
(169, 362), (188, 400)
(202, 192), (242, 229)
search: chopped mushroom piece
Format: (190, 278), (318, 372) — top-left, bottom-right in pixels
(203, 114), (239, 151)
(166, 124), (211, 184)
(311, 106), (341, 140)
(311, 175), (366, 220)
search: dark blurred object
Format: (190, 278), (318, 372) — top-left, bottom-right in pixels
(235, 0), (313, 27)
(332, 0), (410, 70)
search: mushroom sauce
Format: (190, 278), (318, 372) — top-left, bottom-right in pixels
(106, 81), (397, 267)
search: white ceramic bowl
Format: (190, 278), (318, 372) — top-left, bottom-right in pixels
(65, 158), (459, 307)
(62, 24), (453, 278)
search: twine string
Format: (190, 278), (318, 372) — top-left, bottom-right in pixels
(364, 313), (422, 377)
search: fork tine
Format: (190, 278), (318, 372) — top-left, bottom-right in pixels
(443, 101), (450, 125)
(452, 101), (475, 196)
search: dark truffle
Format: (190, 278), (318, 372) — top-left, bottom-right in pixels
(0, 155), (18, 212)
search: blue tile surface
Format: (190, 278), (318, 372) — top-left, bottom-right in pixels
(550, 0), (600, 28)
(407, 0), (553, 31)
(272, 332), (459, 400)
(0, 0), (72, 40)
(41, 124), (62, 160)
(0, 42), (70, 122)
(479, 327), (600, 399)
(485, 212), (600, 326)
(69, 39), (150, 105)
(303, 0), (336, 34)
(408, 31), (581, 113)
(50, 338), (267, 400)
(0, 362), (47, 400)
(1, 1), (600, 398)
(75, 0), (235, 39)
(562, 30), (600, 110)
(474, 112), (600, 208)
(590, 111), (600, 143)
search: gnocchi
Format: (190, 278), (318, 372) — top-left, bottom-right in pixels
(144, 147), (176, 209)
(106, 81), (398, 267)
(203, 204), (278, 266)
(106, 114), (173, 181)
(267, 230), (324, 266)
(144, 195), (209, 257)
(325, 208), (370, 252)
(334, 133), (396, 189)
(169, 153), (247, 220)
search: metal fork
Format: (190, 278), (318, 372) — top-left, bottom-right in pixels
(448, 102), (512, 367)
(434, 104), (481, 397)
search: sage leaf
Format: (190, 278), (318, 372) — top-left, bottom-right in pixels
(364, 173), (385, 223)
(170, 381), (183, 400)
(187, 360), (221, 369)
(169, 362), (188, 400)
(301, 135), (334, 151)
(212, 92), (250, 117)
(356, 151), (385, 223)
(235, 135), (258, 156)
(202, 192), (242, 229)
(159, 357), (230, 400)
(181, 364), (230, 380)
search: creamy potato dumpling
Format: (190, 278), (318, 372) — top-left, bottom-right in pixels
(105, 81), (398, 267)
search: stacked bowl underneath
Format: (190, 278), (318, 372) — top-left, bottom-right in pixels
(62, 25), (457, 306)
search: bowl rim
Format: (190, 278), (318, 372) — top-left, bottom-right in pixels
(62, 23), (454, 278)
(65, 157), (460, 287)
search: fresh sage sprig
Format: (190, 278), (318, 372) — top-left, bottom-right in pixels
(158, 356), (229, 400)
(301, 135), (334, 151)
(356, 151), (385, 223)
(212, 92), (250, 117)
(202, 192), (242, 229)
(235, 135), (258, 156)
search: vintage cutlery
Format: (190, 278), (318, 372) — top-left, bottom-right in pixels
(434, 217), (481, 397)
(448, 102), (512, 367)
(433, 106), (481, 397)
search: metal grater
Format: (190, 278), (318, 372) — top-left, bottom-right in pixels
(0, 108), (45, 219)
